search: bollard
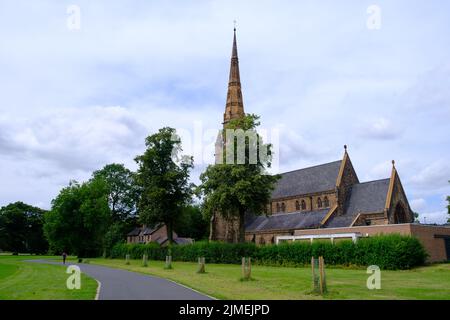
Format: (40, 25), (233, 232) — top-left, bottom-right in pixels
(197, 257), (206, 273)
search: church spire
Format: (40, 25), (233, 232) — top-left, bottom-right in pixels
(223, 27), (245, 126)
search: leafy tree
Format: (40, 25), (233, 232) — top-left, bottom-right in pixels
(44, 179), (110, 258)
(92, 164), (140, 222)
(135, 127), (194, 244)
(91, 164), (140, 254)
(174, 204), (209, 240)
(413, 211), (420, 223)
(0, 202), (48, 254)
(198, 114), (280, 243)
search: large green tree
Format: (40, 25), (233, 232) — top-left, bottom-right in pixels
(198, 114), (280, 243)
(92, 164), (140, 222)
(0, 202), (48, 254)
(135, 127), (194, 244)
(44, 179), (110, 257)
(91, 164), (140, 254)
(174, 204), (209, 240)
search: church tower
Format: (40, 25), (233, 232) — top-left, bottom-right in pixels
(215, 27), (246, 164)
(223, 27), (245, 125)
(211, 28), (246, 242)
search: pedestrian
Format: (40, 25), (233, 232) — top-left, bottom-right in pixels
(62, 251), (67, 264)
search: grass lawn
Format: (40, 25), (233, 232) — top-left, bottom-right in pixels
(0, 255), (98, 300)
(88, 258), (450, 300)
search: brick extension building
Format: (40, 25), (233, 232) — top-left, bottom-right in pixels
(210, 28), (450, 262)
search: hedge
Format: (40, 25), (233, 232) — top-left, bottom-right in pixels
(110, 234), (427, 270)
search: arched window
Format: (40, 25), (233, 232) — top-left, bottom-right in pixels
(301, 200), (306, 210)
(276, 203), (280, 212)
(317, 197), (322, 208)
(324, 196), (329, 208)
(281, 202), (286, 212)
(295, 200), (300, 211)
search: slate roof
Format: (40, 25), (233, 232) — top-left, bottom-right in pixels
(127, 227), (141, 236)
(326, 178), (390, 228)
(245, 209), (329, 232)
(127, 224), (162, 236)
(271, 160), (342, 199)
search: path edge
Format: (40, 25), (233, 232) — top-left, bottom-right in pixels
(94, 279), (102, 300)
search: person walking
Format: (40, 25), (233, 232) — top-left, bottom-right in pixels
(62, 252), (67, 264)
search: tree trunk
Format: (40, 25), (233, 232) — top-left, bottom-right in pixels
(167, 221), (174, 244)
(238, 209), (246, 243)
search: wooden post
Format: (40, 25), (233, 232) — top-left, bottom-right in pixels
(311, 256), (315, 290)
(319, 256), (327, 294)
(165, 255), (172, 269)
(125, 254), (130, 265)
(241, 257), (251, 280)
(142, 254), (148, 267)
(197, 257), (206, 273)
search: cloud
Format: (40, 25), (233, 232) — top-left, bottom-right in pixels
(1, 0), (450, 216)
(409, 160), (450, 190)
(0, 106), (147, 173)
(420, 210), (448, 225)
(410, 198), (426, 212)
(358, 117), (401, 140)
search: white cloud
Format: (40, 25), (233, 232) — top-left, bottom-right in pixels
(420, 210), (448, 225)
(358, 117), (401, 140)
(410, 198), (426, 212)
(1, 0), (450, 216)
(409, 160), (450, 190)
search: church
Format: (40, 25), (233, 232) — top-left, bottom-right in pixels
(209, 29), (450, 262)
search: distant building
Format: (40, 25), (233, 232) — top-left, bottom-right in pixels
(127, 224), (193, 246)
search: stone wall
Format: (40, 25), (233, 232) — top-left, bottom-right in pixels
(271, 191), (336, 214)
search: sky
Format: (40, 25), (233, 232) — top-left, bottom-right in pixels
(0, 0), (449, 223)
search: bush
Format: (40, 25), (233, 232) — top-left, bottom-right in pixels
(110, 234), (427, 270)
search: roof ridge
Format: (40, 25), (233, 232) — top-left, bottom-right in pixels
(354, 178), (390, 186)
(279, 160), (342, 175)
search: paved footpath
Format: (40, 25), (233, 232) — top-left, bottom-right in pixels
(28, 259), (212, 300)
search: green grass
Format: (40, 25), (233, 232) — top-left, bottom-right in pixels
(88, 258), (450, 300)
(0, 255), (98, 300)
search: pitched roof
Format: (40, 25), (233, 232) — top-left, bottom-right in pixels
(326, 178), (390, 228)
(245, 209), (329, 232)
(127, 227), (141, 236)
(142, 224), (163, 235)
(127, 224), (163, 236)
(271, 160), (342, 199)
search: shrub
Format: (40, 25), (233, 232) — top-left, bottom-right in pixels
(109, 234), (427, 270)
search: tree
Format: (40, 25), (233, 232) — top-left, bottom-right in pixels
(91, 164), (140, 255)
(135, 127), (194, 244)
(174, 204), (209, 240)
(92, 164), (140, 222)
(198, 114), (280, 243)
(413, 211), (420, 223)
(0, 202), (48, 254)
(44, 179), (110, 258)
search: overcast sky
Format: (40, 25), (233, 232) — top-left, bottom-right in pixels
(0, 1), (449, 223)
